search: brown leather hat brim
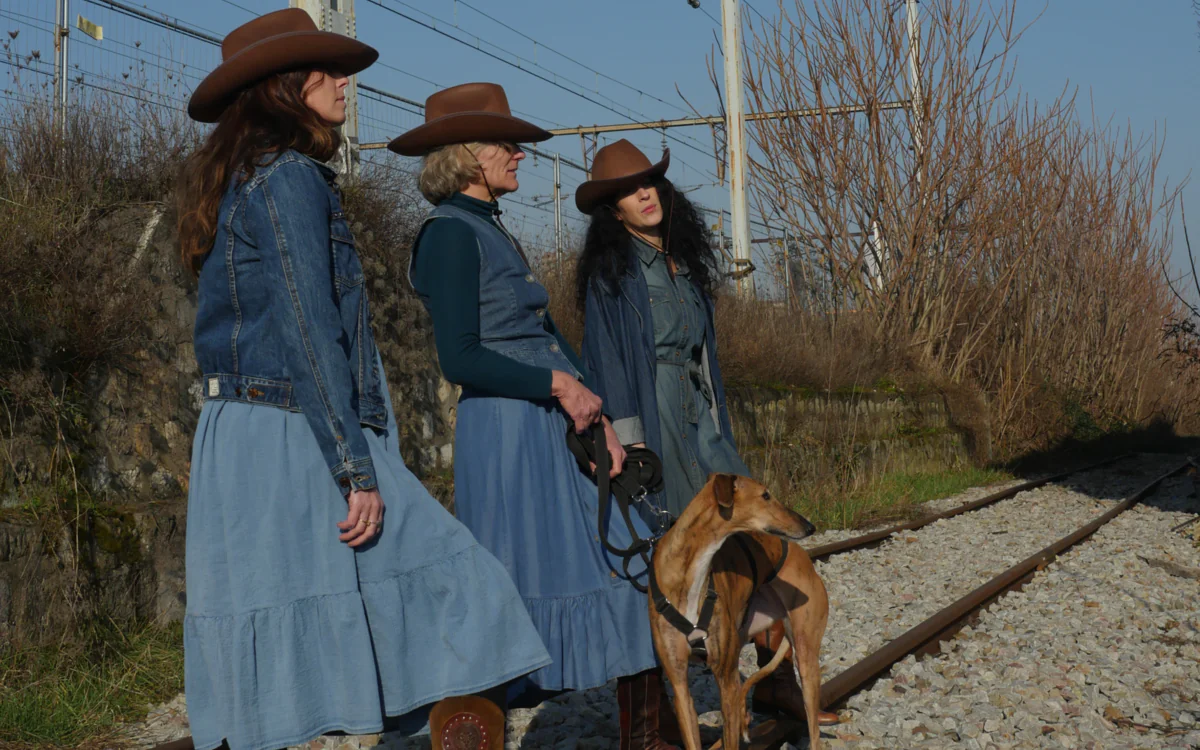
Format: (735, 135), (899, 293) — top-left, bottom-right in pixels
(387, 112), (553, 156)
(188, 31), (378, 123)
(575, 151), (671, 215)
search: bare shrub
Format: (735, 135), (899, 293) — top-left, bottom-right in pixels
(734, 0), (1192, 457)
(342, 160), (445, 477)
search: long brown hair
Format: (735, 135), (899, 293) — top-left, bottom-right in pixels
(177, 70), (340, 275)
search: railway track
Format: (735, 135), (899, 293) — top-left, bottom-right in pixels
(148, 452), (1197, 750)
(738, 453), (1196, 749)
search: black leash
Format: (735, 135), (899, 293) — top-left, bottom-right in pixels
(566, 425), (789, 661)
(565, 424), (665, 594)
(566, 424), (715, 659)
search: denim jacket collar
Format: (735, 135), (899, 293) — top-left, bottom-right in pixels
(631, 233), (690, 275)
(256, 150), (337, 188)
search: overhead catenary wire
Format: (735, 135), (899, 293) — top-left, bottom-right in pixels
(453, 0), (694, 119)
(363, 0), (723, 179)
(215, 0), (259, 16)
(369, 59), (572, 129)
(82, 0), (224, 45)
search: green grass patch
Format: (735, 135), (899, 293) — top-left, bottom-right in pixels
(0, 622), (184, 749)
(790, 465), (1013, 531)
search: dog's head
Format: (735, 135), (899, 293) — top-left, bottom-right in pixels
(702, 473), (817, 543)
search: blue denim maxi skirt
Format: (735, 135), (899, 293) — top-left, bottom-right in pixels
(183, 377), (551, 750)
(454, 390), (660, 694)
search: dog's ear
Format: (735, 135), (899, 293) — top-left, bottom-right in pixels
(712, 473), (736, 509)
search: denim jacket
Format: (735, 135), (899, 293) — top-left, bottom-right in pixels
(580, 239), (736, 519)
(193, 150), (385, 498)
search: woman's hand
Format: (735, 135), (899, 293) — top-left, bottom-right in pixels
(551, 370), (603, 433)
(338, 489), (383, 547)
(586, 418), (626, 479)
(602, 418), (626, 478)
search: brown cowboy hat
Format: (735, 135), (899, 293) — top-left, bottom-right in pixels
(387, 82), (552, 157)
(188, 9), (378, 123)
(574, 139), (671, 215)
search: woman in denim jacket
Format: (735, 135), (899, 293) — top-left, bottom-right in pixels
(178, 13), (549, 750)
(574, 139), (839, 729)
(391, 84), (680, 750)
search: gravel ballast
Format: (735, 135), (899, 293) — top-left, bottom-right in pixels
(121, 455), (1199, 750)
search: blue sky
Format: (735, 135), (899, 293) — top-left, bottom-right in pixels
(13, 0), (1197, 278)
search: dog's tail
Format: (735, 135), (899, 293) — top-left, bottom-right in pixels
(739, 637), (792, 706)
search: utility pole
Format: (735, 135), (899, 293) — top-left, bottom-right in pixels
(53, 0), (70, 137)
(290, 0), (360, 177)
(865, 1), (919, 290)
(720, 0), (753, 296)
(553, 153), (563, 274)
(907, 0), (923, 184)
(782, 226), (792, 311)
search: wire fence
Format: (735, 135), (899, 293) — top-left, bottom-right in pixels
(0, 0), (797, 300)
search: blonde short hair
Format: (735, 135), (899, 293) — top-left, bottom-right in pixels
(418, 142), (487, 204)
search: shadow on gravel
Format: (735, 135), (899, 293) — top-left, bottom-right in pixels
(1002, 419), (1200, 477)
(1000, 418), (1200, 510)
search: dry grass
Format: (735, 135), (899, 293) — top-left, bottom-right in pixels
(0, 622), (184, 749)
(0, 96), (196, 434)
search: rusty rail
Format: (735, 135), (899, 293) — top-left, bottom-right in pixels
(148, 452), (1154, 750)
(806, 453), (1135, 561)
(818, 456), (1193, 711)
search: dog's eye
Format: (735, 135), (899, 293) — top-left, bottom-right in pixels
(762, 491), (771, 501)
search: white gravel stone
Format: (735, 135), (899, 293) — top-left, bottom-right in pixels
(120, 454), (1200, 750)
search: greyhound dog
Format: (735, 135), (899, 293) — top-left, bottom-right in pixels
(648, 473), (829, 750)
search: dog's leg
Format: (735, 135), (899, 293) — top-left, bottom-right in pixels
(792, 638), (823, 750)
(787, 616), (825, 750)
(715, 662), (746, 750)
(667, 667), (703, 750)
(656, 632), (703, 750)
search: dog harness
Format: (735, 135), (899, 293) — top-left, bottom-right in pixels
(567, 425), (789, 662)
(646, 533), (789, 660)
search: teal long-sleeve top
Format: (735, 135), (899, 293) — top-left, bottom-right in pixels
(411, 192), (593, 400)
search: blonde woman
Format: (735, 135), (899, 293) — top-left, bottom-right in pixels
(392, 83), (680, 749)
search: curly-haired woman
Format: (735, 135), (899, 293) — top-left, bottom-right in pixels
(574, 139), (839, 729)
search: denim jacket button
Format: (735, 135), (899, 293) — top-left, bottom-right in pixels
(536, 308), (545, 318)
(525, 273), (534, 283)
(550, 343), (560, 353)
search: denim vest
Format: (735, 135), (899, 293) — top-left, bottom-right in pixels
(409, 202), (581, 381)
(194, 150), (385, 497)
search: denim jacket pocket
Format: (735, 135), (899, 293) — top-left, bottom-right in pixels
(331, 211), (365, 292)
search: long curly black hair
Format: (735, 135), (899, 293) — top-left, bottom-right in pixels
(574, 175), (719, 310)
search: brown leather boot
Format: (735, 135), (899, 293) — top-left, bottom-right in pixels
(430, 695), (505, 750)
(751, 622), (840, 727)
(656, 671), (683, 745)
(617, 668), (681, 750)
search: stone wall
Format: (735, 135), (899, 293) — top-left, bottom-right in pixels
(0, 202), (452, 644)
(0, 208), (967, 642)
(726, 385), (970, 488)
